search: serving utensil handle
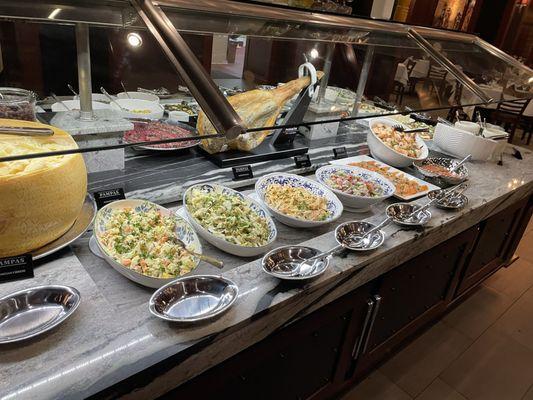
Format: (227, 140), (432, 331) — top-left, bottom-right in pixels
(197, 254), (224, 269)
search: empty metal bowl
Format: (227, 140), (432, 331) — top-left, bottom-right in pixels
(0, 285), (81, 344)
(413, 157), (468, 185)
(428, 191), (468, 210)
(386, 203), (431, 227)
(149, 275), (238, 323)
(262, 246), (330, 280)
(335, 221), (385, 251)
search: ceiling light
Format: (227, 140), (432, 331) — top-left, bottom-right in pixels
(127, 32), (143, 48)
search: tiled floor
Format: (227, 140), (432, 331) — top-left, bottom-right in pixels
(343, 216), (533, 400)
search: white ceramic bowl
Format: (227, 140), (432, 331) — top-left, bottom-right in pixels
(255, 173), (343, 228)
(117, 91), (160, 103)
(367, 117), (429, 168)
(51, 100), (109, 112)
(183, 183), (277, 257)
(434, 123), (498, 161)
(94, 199), (201, 288)
(110, 99), (164, 120)
(315, 165), (395, 211)
(455, 121), (481, 135)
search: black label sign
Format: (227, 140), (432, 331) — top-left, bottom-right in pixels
(0, 254), (34, 283)
(232, 165), (254, 181)
(294, 154), (311, 168)
(333, 147), (348, 159)
(94, 188), (126, 209)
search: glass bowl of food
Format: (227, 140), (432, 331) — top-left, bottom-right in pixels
(0, 87), (36, 121)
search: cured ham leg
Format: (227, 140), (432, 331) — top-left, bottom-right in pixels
(197, 72), (324, 153)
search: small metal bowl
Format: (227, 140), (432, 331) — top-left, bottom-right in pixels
(335, 221), (385, 251)
(414, 157), (468, 185)
(386, 203), (431, 227)
(0, 285), (81, 344)
(262, 246), (330, 280)
(428, 191), (468, 210)
(149, 275), (238, 323)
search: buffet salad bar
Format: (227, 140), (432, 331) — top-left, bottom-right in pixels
(0, 112), (476, 340)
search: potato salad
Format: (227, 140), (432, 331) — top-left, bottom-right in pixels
(265, 184), (330, 221)
(98, 206), (196, 278)
(186, 188), (271, 247)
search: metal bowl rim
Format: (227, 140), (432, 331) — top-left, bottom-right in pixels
(334, 221), (385, 251)
(261, 245), (330, 280)
(386, 203), (432, 225)
(0, 285), (81, 344)
(148, 274), (239, 322)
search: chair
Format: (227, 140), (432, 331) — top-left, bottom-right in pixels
(422, 63), (448, 104)
(492, 99), (531, 143)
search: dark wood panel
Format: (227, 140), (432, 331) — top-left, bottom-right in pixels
(456, 197), (530, 295)
(165, 283), (375, 400)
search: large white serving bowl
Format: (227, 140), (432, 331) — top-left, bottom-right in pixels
(51, 100), (109, 112)
(117, 91), (160, 103)
(94, 199), (201, 288)
(110, 98), (164, 120)
(434, 123), (498, 161)
(255, 173), (343, 228)
(367, 117), (429, 168)
(183, 183), (277, 257)
(315, 165), (395, 211)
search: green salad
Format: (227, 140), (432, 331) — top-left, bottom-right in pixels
(186, 187), (271, 247)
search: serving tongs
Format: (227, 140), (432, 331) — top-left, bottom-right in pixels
(393, 125), (429, 134)
(0, 125), (54, 136)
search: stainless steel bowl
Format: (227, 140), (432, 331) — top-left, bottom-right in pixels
(428, 191), (468, 210)
(335, 221), (385, 251)
(149, 275), (238, 323)
(413, 157), (468, 185)
(262, 246), (330, 280)
(0, 285), (81, 344)
(386, 203), (431, 227)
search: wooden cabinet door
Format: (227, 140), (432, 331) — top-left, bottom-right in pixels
(167, 283), (374, 400)
(456, 197), (530, 295)
(351, 226), (478, 377)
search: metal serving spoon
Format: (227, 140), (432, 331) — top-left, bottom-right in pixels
(172, 237), (224, 269)
(50, 92), (71, 111)
(67, 84), (78, 97)
(349, 217), (392, 247)
(407, 182), (469, 221)
(100, 87), (128, 112)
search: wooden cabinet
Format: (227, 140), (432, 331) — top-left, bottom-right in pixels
(456, 197), (532, 296)
(350, 226), (478, 378)
(166, 282), (376, 400)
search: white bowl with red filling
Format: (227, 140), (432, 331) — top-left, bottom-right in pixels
(315, 165), (395, 211)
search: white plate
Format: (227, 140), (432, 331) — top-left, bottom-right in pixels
(329, 155), (439, 201)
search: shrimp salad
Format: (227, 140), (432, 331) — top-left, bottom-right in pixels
(373, 123), (421, 158)
(98, 206), (196, 278)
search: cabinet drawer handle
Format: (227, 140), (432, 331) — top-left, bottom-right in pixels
(361, 295), (382, 355)
(352, 298), (374, 360)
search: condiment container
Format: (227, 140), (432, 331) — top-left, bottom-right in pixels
(0, 87), (36, 121)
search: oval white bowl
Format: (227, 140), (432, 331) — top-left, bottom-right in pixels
(255, 173), (343, 228)
(94, 199), (201, 288)
(315, 165), (395, 211)
(110, 98), (164, 120)
(183, 183), (277, 257)
(367, 117), (429, 167)
(117, 91), (160, 103)
(434, 123), (498, 161)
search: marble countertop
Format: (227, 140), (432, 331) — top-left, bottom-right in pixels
(1, 130), (533, 400)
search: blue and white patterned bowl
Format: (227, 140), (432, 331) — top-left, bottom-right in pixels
(315, 165), (395, 211)
(94, 199), (201, 288)
(183, 183), (277, 257)
(255, 173), (343, 228)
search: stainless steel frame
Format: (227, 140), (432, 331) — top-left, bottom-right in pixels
(131, 0), (245, 138)
(75, 23), (95, 121)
